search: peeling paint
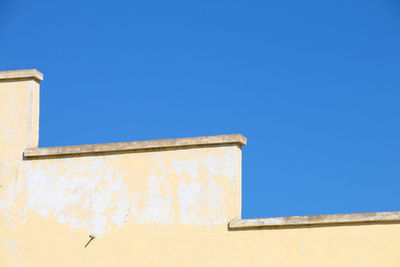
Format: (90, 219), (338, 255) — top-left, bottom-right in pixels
(1, 148), (236, 237)
(0, 158), (139, 237)
(177, 179), (226, 227)
(172, 149), (239, 181)
(135, 172), (174, 225)
(4, 240), (20, 267)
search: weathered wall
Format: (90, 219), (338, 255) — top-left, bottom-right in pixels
(2, 146), (243, 266)
(1, 70), (400, 266)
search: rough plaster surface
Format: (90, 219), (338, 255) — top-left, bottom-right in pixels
(1, 147), (239, 238)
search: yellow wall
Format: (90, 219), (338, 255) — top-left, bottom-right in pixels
(1, 71), (400, 266)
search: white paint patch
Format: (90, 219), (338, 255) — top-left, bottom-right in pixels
(177, 179), (226, 227)
(135, 172), (174, 225)
(172, 158), (199, 180)
(0, 165), (27, 227)
(173, 148), (237, 226)
(4, 240), (21, 267)
(1, 155), (179, 237)
(1, 147), (239, 236)
(172, 149), (238, 181)
(206, 149), (239, 180)
(172, 147), (239, 220)
(14, 158), (138, 237)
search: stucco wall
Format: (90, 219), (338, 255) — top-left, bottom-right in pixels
(1, 70), (399, 266)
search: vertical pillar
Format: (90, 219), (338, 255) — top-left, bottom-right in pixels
(0, 69), (42, 194)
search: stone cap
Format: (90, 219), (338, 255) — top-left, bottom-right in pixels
(229, 211), (400, 229)
(24, 134), (247, 158)
(0, 69), (43, 82)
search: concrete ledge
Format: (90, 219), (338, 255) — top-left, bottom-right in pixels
(0, 69), (43, 82)
(229, 211), (400, 229)
(24, 134), (247, 158)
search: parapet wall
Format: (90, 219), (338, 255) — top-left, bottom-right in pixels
(1, 70), (399, 266)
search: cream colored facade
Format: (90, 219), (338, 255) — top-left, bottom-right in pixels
(1, 69), (400, 266)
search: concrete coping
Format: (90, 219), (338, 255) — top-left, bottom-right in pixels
(0, 69), (43, 82)
(24, 134), (247, 158)
(229, 211), (400, 229)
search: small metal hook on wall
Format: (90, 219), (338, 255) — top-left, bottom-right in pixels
(84, 234), (95, 248)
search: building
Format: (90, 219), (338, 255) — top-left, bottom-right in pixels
(1, 69), (399, 266)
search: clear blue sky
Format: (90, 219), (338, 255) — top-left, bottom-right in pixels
(1, 0), (399, 219)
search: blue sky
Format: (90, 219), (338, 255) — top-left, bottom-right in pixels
(1, 0), (399, 219)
